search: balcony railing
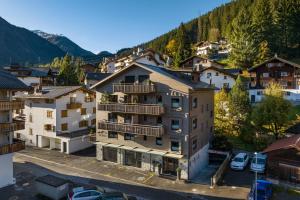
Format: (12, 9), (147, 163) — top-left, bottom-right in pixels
(113, 83), (156, 93)
(0, 139), (25, 155)
(0, 100), (24, 111)
(98, 103), (165, 115)
(0, 119), (25, 133)
(66, 102), (82, 109)
(98, 120), (164, 137)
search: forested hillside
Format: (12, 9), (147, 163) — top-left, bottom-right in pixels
(138, 0), (300, 68)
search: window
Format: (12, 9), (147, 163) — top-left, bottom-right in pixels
(192, 97), (197, 108)
(192, 118), (197, 129)
(45, 99), (54, 104)
(61, 110), (68, 118)
(85, 95), (94, 102)
(281, 72), (288, 76)
(29, 114), (33, 122)
(29, 128), (33, 135)
(156, 137), (162, 146)
(192, 139), (197, 151)
(79, 120), (88, 127)
(262, 73), (269, 78)
(207, 73), (212, 79)
(257, 91), (263, 96)
(286, 91), (291, 96)
(81, 108), (87, 115)
(171, 98), (180, 109)
(223, 83), (229, 88)
(91, 119), (96, 125)
(124, 133), (134, 140)
(16, 133), (21, 138)
(124, 76), (135, 83)
(138, 75), (149, 83)
(171, 119), (180, 130)
(61, 123), (68, 131)
(44, 124), (52, 131)
(143, 135), (147, 141)
(171, 141), (179, 151)
(70, 97), (76, 103)
(108, 131), (118, 138)
(93, 107), (96, 114)
(143, 115), (148, 121)
(224, 75), (227, 80)
(215, 72), (219, 76)
(47, 111), (53, 118)
(143, 95), (147, 102)
(157, 95), (162, 104)
(157, 116), (162, 124)
(29, 103), (32, 108)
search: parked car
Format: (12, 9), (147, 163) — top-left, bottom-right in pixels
(250, 153), (267, 173)
(230, 152), (249, 170)
(68, 187), (103, 200)
(96, 192), (137, 200)
(248, 180), (272, 200)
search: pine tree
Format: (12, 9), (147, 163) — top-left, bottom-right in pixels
(174, 23), (191, 68)
(256, 40), (272, 64)
(229, 8), (258, 69)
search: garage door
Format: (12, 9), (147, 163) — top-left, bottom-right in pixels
(103, 147), (118, 163)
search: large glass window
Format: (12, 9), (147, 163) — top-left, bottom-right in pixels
(171, 119), (180, 130)
(156, 137), (162, 146)
(171, 141), (179, 151)
(192, 118), (197, 129)
(171, 98), (180, 109)
(124, 133), (134, 140)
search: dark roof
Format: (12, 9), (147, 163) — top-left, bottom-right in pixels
(35, 175), (68, 187)
(263, 134), (300, 153)
(0, 70), (29, 90)
(57, 128), (89, 138)
(248, 56), (300, 72)
(179, 55), (207, 65)
(223, 68), (242, 75)
(86, 72), (112, 81)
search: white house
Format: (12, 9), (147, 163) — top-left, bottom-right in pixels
(196, 42), (219, 56)
(16, 86), (96, 154)
(199, 67), (240, 90)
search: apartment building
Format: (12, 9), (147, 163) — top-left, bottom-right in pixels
(248, 55), (300, 103)
(16, 86), (96, 154)
(195, 42), (219, 56)
(91, 62), (214, 180)
(0, 70), (28, 188)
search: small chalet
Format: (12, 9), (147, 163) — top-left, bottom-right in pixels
(263, 135), (300, 185)
(195, 42), (219, 56)
(179, 55), (224, 71)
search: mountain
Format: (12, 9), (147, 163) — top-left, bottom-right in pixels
(33, 30), (95, 57)
(82, 51), (114, 65)
(0, 17), (65, 66)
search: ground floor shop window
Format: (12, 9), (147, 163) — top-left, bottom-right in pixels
(124, 150), (142, 168)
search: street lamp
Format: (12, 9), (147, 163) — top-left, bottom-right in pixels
(254, 152), (257, 200)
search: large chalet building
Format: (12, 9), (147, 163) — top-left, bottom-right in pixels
(248, 56), (300, 103)
(0, 70), (28, 188)
(91, 62), (214, 180)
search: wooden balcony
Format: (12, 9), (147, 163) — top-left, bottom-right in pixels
(98, 103), (165, 115)
(113, 83), (156, 93)
(0, 139), (25, 155)
(0, 119), (25, 133)
(66, 102), (82, 109)
(0, 100), (24, 111)
(98, 120), (164, 137)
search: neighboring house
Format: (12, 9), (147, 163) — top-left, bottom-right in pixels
(195, 42), (219, 56)
(179, 55), (224, 71)
(0, 70), (28, 188)
(248, 55), (300, 103)
(16, 86), (96, 154)
(90, 62), (214, 180)
(84, 72), (112, 88)
(199, 67), (240, 90)
(3, 64), (56, 86)
(263, 134), (300, 185)
(80, 63), (97, 73)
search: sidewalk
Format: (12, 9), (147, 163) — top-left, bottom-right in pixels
(16, 146), (250, 199)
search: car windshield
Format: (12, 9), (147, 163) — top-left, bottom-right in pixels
(233, 157), (244, 162)
(252, 158), (265, 165)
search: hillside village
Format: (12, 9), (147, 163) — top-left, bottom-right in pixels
(0, 0), (299, 200)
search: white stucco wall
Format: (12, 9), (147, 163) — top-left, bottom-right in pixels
(0, 153), (14, 188)
(189, 143), (209, 179)
(200, 69), (235, 89)
(249, 89), (300, 103)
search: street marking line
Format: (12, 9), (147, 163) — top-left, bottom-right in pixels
(142, 173), (154, 184)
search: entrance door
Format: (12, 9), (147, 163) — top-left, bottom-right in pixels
(124, 150), (142, 168)
(163, 157), (178, 176)
(251, 95), (256, 103)
(63, 142), (67, 153)
(103, 147), (118, 162)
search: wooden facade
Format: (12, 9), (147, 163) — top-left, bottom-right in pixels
(0, 139), (25, 155)
(98, 103), (165, 115)
(113, 83), (156, 93)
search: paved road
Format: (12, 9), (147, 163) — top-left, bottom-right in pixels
(6, 154), (235, 200)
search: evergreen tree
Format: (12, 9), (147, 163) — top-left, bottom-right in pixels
(174, 23), (191, 68)
(256, 40), (272, 64)
(228, 76), (251, 135)
(229, 8), (257, 69)
(214, 88), (231, 135)
(57, 54), (81, 86)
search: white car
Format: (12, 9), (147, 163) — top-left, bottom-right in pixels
(230, 153), (249, 170)
(250, 153), (267, 173)
(68, 188), (103, 200)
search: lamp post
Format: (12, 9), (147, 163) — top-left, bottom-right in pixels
(254, 152), (257, 200)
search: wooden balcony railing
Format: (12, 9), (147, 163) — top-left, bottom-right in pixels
(98, 103), (165, 115)
(113, 83), (156, 93)
(98, 120), (164, 137)
(0, 119), (25, 133)
(0, 139), (25, 155)
(66, 102), (82, 109)
(0, 100), (24, 111)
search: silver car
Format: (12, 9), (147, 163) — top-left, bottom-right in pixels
(250, 153), (267, 173)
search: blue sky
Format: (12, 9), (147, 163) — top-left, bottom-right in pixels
(0, 0), (230, 54)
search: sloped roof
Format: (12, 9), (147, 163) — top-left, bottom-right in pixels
(85, 72), (112, 81)
(263, 134), (300, 153)
(248, 56), (300, 72)
(200, 66), (239, 78)
(90, 62), (213, 90)
(0, 70), (29, 90)
(17, 86), (94, 99)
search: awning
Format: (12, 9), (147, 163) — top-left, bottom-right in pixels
(95, 142), (108, 146)
(149, 150), (167, 156)
(133, 147), (151, 153)
(105, 143), (121, 148)
(164, 153), (184, 159)
(118, 145), (134, 150)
